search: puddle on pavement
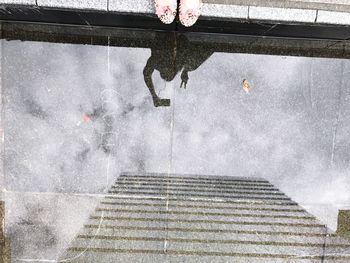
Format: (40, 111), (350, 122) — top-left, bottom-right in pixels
(1, 23), (350, 262)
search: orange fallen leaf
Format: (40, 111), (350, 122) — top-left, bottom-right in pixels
(242, 79), (251, 94)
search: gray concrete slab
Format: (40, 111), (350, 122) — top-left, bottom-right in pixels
(98, 204), (309, 218)
(166, 231), (349, 245)
(37, 0), (108, 11)
(203, 0), (350, 13)
(82, 227), (167, 238)
(249, 6), (317, 23)
(167, 241), (350, 256)
(317, 10), (350, 25)
(88, 218), (167, 228)
(2, 0), (350, 26)
(103, 196), (166, 204)
(165, 255), (327, 263)
(0, 0), (34, 4)
(62, 252), (167, 263)
(69, 238), (165, 250)
(101, 198), (304, 214)
(93, 211), (169, 220)
(120, 173), (270, 182)
(201, 3), (248, 19)
(110, 189), (289, 200)
(109, 0), (153, 14)
(166, 221), (328, 234)
(165, 213), (319, 225)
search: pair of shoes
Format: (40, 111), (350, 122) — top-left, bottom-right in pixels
(155, 0), (202, 27)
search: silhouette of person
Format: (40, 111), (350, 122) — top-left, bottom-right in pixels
(143, 33), (213, 107)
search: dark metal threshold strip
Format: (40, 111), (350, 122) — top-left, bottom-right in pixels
(90, 215), (325, 228)
(84, 224), (332, 237)
(67, 247), (350, 260)
(76, 234), (350, 248)
(94, 208), (312, 220)
(2, 20), (350, 59)
(100, 201), (304, 212)
(104, 195), (298, 206)
(1, 5), (350, 41)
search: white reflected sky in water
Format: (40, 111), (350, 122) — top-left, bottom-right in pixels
(2, 38), (350, 260)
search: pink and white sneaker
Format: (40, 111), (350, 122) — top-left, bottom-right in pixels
(179, 0), (202, 27)
(155, 0), (177, 24)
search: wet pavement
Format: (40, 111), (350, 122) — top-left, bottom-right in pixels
(1, 23), (350, 262)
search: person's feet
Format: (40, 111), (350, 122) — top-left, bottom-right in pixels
(155, 0), (202, 27)
(179, 0), (202, 27)
(155, 0), (177, 24)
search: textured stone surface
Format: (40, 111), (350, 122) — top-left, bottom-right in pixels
(317, 10), (350, 25)
(0, 0), (35, 5)
(109, 0), (153, 13)
(37, 0), (107, 11)
(2, 0), (350, 27)
(249, 6), (317, 23)
(204, 0), (350, 13)
(201, 4), (248, 19)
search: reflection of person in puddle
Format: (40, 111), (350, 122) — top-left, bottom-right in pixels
(143, 34), (213, 107)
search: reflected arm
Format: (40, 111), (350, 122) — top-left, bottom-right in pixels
(143, 57), (170, 107)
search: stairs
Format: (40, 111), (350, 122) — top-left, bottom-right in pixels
(60, 173), (350, 262)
